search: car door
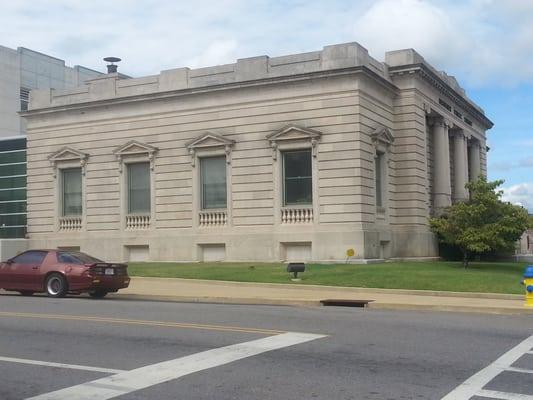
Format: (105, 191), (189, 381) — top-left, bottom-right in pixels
(9, 250), (48, 290)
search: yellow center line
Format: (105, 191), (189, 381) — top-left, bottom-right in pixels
(0, 311), (286, 335)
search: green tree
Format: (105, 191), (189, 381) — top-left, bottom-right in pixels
(429, 178), (529, 268)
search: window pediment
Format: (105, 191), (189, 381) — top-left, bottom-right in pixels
(267, 125), (322, 160)
(186, 132), (235, 166)
(371, 126), (394, 148)
(113, 140), (158, 172)
(48, 146), (89, 177)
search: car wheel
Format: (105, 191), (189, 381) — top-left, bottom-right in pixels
(18, 291), (34, 296)
(45, 273), (68, 298)
(89, 290), (108, 299)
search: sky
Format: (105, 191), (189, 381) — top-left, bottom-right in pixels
(1, 0), (531, 211)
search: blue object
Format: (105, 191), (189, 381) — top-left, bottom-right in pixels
(524, 266), (533, 278)
(527, 285), (533, 293)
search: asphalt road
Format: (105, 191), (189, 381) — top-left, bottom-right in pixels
(0, 293), (531, 400)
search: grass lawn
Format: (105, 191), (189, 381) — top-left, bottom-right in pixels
(128, 261), (527, 295)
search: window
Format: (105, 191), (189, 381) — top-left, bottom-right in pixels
(127, 162), (150, 214)
(58, 251), (102, 264)
(10, 250), (47, 265)
(20, 88), (30, 111)
(283, 150), (312, 206)
(375, 152), (385, 207)
(200, 156), (227, 209)
(61, 168), (82, 216)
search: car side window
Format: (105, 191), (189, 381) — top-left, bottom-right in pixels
(57, 252), (83, 265)
(11, 251), (48, 265)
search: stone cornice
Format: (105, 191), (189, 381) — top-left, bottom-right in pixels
(389, 63), (493, 129)
(21, 66), (398, 118)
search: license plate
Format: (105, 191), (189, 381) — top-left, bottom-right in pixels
(105, 268), (114, 275)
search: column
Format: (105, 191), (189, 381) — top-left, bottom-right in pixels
(468, 140), (481, 181)
(453, 131), (469, 201)
(432, 118), (452, 210)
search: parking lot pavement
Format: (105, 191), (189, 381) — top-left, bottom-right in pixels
(0, 294), (532, 400)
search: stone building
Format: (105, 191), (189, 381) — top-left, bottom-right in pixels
(0, 46), (100, 259)
(22, 42), (493, 263)
(516, 229), (533, 262)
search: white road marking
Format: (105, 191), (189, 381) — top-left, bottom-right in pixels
(0, 356), (125, 374)
(441, 334), (533, 400)
(26, 331), (326, 400)
(507, 366), (533, 375)
(477, 389), (533, 400)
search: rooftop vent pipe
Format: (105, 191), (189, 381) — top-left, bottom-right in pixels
(103, 57), (121, 73)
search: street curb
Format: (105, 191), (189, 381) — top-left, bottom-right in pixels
(367, 302), (533, 315)
(112, 294), (321, 307)
(128, 276), (523, 300)
(112, 293), (533, 315)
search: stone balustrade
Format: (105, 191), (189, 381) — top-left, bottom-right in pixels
(126, 214), (150, 230)
(59, 216), (82, 231)
(199, 211), (227, 227)
(281, 208), (313, 224)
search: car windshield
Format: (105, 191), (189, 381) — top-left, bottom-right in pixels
(58, 251), (104, 264)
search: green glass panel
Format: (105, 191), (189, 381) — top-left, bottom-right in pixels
(0, 163), (26, 177)
(0, 176), (26, 189)
(0, 201), (26, 214)
(0, 151), (26, 164)
(0, 189), (26, 202)
(0, 226), (26, 238)
(0, 214), (26, 226)
(0, 138), (26, 152)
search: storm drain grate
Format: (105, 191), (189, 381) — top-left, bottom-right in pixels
(320, 299), (373, 308)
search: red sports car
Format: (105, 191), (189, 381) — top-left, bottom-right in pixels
(0, 249), (130, 298)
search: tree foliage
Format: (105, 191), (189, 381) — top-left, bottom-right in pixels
(429, 178), (529, 267)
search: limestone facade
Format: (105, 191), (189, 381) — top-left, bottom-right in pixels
(22, 43), (493, 263)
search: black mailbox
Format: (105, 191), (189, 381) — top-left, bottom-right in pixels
(287, 262), (305, 279)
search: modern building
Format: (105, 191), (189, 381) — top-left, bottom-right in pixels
(0, 46), (101, 250)
(22, 42), (493, 263)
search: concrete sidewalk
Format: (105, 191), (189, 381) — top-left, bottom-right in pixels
(115, 277), (533, 315)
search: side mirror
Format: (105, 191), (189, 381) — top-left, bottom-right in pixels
(5, 259), (13, 264)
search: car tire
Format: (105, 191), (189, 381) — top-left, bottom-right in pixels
(18, 291), (34, 296)
(89, 290), (108, 299)
(45, 273), (68, 298)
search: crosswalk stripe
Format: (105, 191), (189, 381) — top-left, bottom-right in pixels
(507, 366), (533, 375)
(26, 331), (326, 400)
(477, 389), (533, 400)
(441, 334), (533, 400)
(0, 356), (125, 374)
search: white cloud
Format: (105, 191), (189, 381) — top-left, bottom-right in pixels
(502, 182), (533, 212)
(1, 0), (533, 86)
(352, 0), (533, 87)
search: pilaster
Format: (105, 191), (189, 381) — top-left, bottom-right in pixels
(430, 117), (452, 211)
(468, 140), (481, 181)
(452, 130), (469, 201)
